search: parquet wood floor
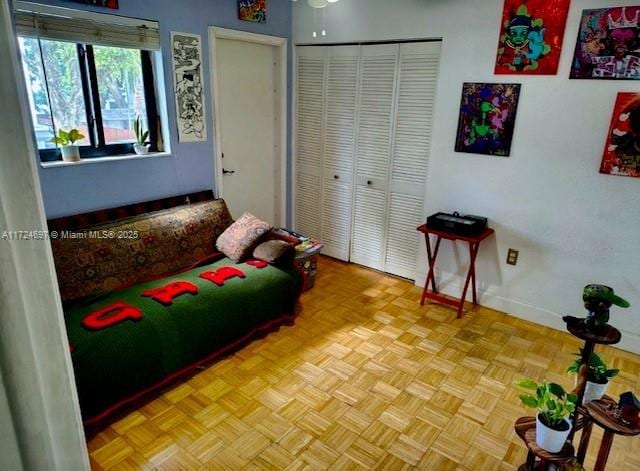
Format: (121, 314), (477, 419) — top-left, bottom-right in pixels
(88, 256), (640, 470)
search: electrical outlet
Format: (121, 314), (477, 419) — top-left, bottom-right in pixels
(506, 248), (519, 266)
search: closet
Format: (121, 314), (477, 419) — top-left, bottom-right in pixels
(295, 41), (441, 280)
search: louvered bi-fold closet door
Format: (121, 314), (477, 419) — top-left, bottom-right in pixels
(295, 46), (326, 240)
(321, 45), (360, 261)
(350, 44), (399, 271)
(384, 42), (441, 279)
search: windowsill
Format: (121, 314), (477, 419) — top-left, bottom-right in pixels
(40, 151), (171, 168)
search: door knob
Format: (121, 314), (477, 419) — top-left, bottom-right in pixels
(367, 180), (372, 185)
(223, 168), (235, 175)
(334, 175), (339, 179)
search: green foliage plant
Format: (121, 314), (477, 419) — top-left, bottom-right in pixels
(514, 379), (577, 431)
(134, 116), (149, 146)
(567, 349), (619, 384)
(50, 128), (84, 146)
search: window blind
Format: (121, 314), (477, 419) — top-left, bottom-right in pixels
(13, 2), (160, 51)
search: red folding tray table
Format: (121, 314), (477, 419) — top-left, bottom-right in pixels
(416, 224), (494, 318)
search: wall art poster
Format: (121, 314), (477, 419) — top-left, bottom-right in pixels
(495, 0), (571, 74)
(600, 92), (640, 178)
(239, 0), (266, 24)
(65, 0), (118, 8)
(454, 83), (521, 157)
(171, 32), (207, 143)
(570, 6), (640, 79)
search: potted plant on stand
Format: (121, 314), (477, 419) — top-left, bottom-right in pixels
(51, 128), (85, 162)
(133, 116), (150, 155)
(515, 379), (578, 453)
(568, 349), (619, 403)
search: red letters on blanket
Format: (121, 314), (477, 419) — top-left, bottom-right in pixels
(247, 259), (268, 268)
(81, 265), (254, 331)
(199, 266), (246, 286)
(142, 281), (198, 306)
(82, 302), (144, 331)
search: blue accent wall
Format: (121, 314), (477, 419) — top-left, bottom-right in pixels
(28, 0), (292, 219)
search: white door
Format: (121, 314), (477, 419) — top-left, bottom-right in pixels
(350, 44), (399, 271)
(216, 38), (279, 223)
(321, 45), (359, 261)
(384, 42), (441, 279)
(295, 46), (326, 240)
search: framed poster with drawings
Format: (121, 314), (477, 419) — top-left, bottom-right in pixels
(171, 32), (207, 143)
(495, 0), (570, 75)
(600, 92), (640, 178)
(454, 82), (521, 157)
(570, 6), (640, 79)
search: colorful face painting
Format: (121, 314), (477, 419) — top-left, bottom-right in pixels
(239, 0), (266, 24)
(601, 93), (640, 178)
(570, 6), (640, 79)
(454, 83), (521, 157)
(495, 0), (570, 74)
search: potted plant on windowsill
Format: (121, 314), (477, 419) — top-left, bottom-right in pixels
(133, 116), (150, 155)
(567, 349), (619, 403)
(515, 379), (578, 453)
(50, 128), (85, 162)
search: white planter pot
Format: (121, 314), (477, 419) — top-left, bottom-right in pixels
(133, 143), (149, 155)
(536, 414), (571, 453)
(61, 145), (80, 162)
(583, 380), (608, 403)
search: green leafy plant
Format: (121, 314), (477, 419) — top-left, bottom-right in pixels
(567, 349), (619, 384)
(50, 128), (84, 146)
(515, 379), (577, 430)
(134, 116), (149, 146)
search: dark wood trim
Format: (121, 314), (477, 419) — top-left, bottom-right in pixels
(85, 45), (106, 147)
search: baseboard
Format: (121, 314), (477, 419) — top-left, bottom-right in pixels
(415, 271), (640, 355)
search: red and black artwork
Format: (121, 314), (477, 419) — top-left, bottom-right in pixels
(64, 0), (119, 8)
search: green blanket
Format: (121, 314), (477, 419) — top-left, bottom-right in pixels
(65, 257), (301, 423)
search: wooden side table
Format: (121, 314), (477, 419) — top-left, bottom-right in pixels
(514, 417), (576, 470)
(416, 225), (494, 318)
(577, 396), (640, 470)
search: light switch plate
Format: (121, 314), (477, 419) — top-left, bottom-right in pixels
(507, 249), (519, 266)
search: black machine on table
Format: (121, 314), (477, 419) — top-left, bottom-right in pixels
(426, 211), (487, 237)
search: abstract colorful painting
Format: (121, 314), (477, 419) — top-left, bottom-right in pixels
(600, 93), (640, 178)
(65, 0), (118, 8)
(495, 0), (570, 74)
(239, 0), (266, 24)
(570, 6), (640, 79)
(455, 83), (521, 157)
(171, 32), (207, 143)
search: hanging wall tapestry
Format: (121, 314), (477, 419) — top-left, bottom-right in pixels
(171, 32), (207, 143)
(570, 6), (640, 79)
(239, 0), (266, 24)
(455, 82), (521, 157)
(600, 92), (640, 178)
(495, 0), (571, 74)
(64, 0), (118, 8)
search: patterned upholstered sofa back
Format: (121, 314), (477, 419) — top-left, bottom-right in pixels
(51, 199), (233, 302)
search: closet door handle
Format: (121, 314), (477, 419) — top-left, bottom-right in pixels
(367, 180), (372, 185)
(334, 175), (339, 180)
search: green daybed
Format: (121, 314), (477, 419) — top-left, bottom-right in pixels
(50, 198), (302, 426)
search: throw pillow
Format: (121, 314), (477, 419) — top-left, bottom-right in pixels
(216, 212), (272, 262)
(253, 240), (295, 266)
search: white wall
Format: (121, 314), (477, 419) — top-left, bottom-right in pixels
(294, 0), (640, 353)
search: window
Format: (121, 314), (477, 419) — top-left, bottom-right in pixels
(19, 37), (159, 161)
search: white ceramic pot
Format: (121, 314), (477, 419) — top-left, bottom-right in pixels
(583, 380), (608, 403)
(536, 414), (571, 453)
(61, 145), (80, 162)
(133, 143), (150, 155)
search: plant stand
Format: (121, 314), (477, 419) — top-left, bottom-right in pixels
(576, 396), (640, 470)
(514, 417), (576, 470)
